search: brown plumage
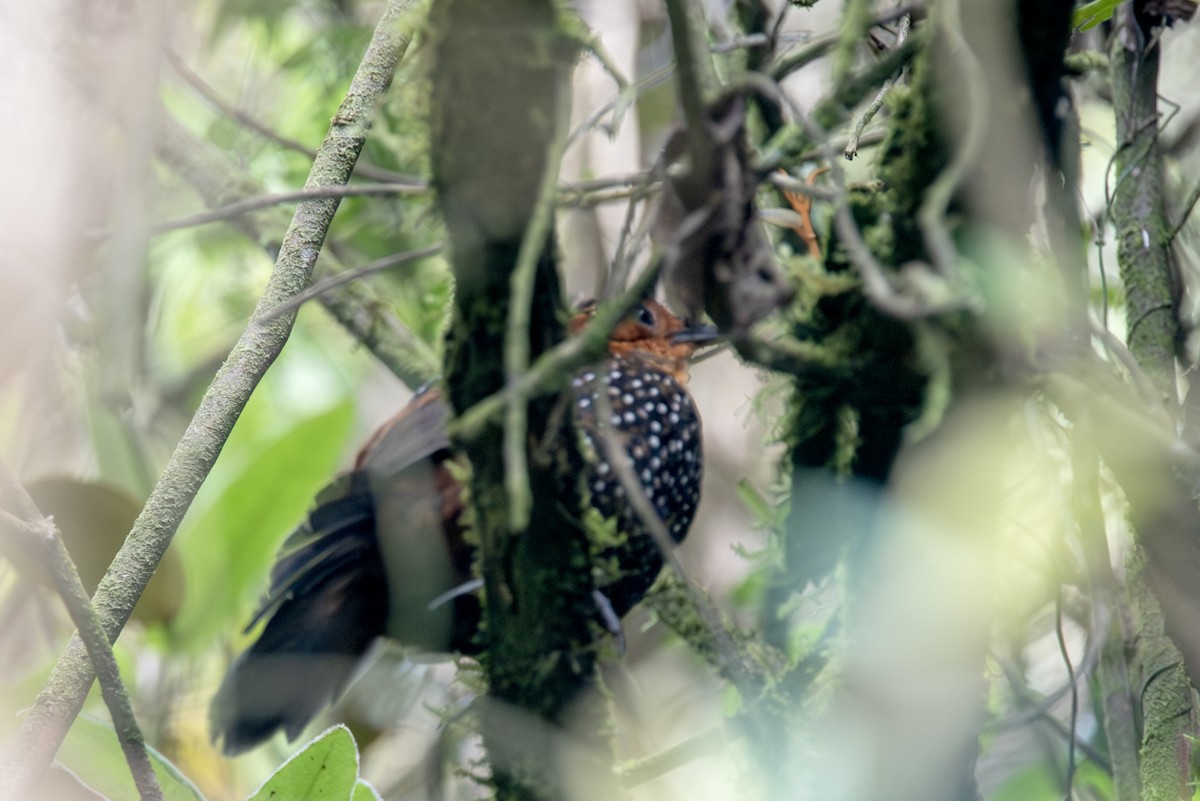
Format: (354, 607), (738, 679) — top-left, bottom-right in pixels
(211, 299), (715, 754)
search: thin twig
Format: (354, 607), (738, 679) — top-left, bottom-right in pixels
(449, 264), (663, 444)
(577, 30), (630, 94)
(155, 109), (438, 386)
(557, 182), (662, 208)
(988, 618), (1104, 736)
(605, 163), (666, 299)
(1055, 590), (1079, 797)
(766, 171), (837, 201)
(711, 33), (771, 53)
(0, 1), (421, 789)
(0, 461), (163, 801)
(164, 49), (421, 185)
(566, 64), (674, 149)
(770, 27), (844, 81)
(258, 242), (444, 324)
(605, 182), (647, 299)
(560, 173), (651, 195)
(770, 3), (918, 80)
(844, 14), (911, 160)
(1166, 175), (1200, 245)
(590, 387), (770, 705)
(618, 727), (728, 787)
(993, 657), (1112, 773)
(150, 182), (428, 234)
(503, 68), (574, 532)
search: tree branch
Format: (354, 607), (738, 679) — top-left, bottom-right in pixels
(0, 461), (162, 801)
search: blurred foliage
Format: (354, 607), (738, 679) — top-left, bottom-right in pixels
(2, 0), (448, 797)
(58, 715), (207, 801)
(1073, 0), (1125, 31)
(2, 1), (1200, 801)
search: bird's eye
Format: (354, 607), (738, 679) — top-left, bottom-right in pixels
(636, 304), (656, 327)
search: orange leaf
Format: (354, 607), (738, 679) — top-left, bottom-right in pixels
(778, 167), (830, 259)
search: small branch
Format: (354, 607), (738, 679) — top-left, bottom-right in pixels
(1054, 592), (1080, 796)
(844, 14), (910, 160)
(567, 64), (674, 149)
(618, 727), (728, 788)
(503, 69), (573, 533)
(150, 182), (428, 235)
(164, 49), (422, 185)
(771, 128), (886, 166)
(770, 28), (841, 81)
(766, 171), (837, 201)
(0, 461), (163, 801)
(604, 175), (656, 298)
(770, 3), (918, 81)
(450, 264), (663, 444)
(760, 31), (921, 167)
(0, 1), (420, 788)
(559, 173), (653, 196)
(576, 29), (630, 94)
(590, 389), (778, 706)
(556, 181), (661, 209)
(731, 334), (849, 377)
(1166, 175), (1200, 245)
(993, 657), (1113, 775)
(258, 242), (444, 325)
(711, 33), (771, 53)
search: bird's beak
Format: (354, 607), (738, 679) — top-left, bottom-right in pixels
(671, 322), (720, 346)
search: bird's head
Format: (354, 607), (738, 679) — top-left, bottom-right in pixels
(570, 298), (718, 383)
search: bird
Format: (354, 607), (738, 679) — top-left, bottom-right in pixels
(210, 298), (716, 754)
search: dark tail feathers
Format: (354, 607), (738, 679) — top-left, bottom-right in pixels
(210, 473), (387, 754)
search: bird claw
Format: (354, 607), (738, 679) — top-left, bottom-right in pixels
(592, 589), (626, 654)
(428, 578), (484, 611)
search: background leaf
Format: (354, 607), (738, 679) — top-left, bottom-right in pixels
(247, 725), (359, 801)
(1073, 0), (1124, 31)
(58, 714), (208, 801)
(170, 346), (356, 650)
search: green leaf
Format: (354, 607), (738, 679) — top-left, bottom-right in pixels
(58, 714), (207, 801)
(353, 780), (384, 801)
(1073, 0), (1123, 30)
(247, 725), (360, 801)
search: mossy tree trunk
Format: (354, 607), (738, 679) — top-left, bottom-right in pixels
(427, 3), (609, 800)
(1109, 5), (1197, 800)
